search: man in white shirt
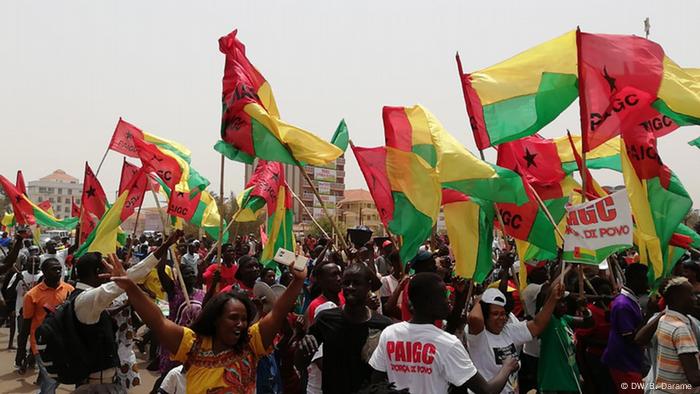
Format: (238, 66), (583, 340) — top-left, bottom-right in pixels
(40, 240), (71, 278)
(370, 272), (518, 394)
(67, 230), (182, 386)
(7, 256), (42, 358)
(180, 241), (200, 277)
(467, 282), (562, 394)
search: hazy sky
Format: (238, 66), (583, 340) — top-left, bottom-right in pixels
(2, 1), (699, 207)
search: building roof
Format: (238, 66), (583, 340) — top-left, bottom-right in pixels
(39, 169), (79, 183)
(340, 188), (373, 203)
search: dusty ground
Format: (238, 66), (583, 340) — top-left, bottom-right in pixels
(0, 327), (159, 393)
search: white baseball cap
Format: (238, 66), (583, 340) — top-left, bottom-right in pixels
(482, 288), (507, 307)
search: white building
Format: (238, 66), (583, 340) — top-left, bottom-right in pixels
(27, 169), (82, 219)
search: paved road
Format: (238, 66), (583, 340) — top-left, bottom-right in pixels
(0, 327), (159, 393)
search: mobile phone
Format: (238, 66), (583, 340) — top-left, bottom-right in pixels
(273, 248), (308, 271)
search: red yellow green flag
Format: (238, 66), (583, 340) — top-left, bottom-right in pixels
(109, 118), (209, 194)
(457, 31), (579, 149)
(383, 105), (528, 205)
(351, 143), (441, 263)
(620, 119), (692, 282)
(75, 167), (148, 257)
(578, 31), (700, 151)
(232, 161), (295, 265)
(0, 175), (77, 230)
(215, 29), (343, 166)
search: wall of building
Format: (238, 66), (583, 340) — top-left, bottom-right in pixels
(27, 178), (82, 219)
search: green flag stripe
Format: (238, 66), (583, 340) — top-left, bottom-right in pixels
(483, 72), (578, 146)
(388, 191), (433, 263)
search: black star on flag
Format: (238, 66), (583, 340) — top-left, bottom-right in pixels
(603, 66), (617, 93)
(523, 148), (538, 168)
(86, 186), (96, 198)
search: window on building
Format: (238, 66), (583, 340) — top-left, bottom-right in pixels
(38, 197), (43, 202)
(76, 198), (81, 205)
(48, 188), (54, 193)
(39, 187), (46, 193)
(57, 188), (63, 195)
(49, 198), (55, 203)
(64, 207), (69, 213)
(67, 189), (72, 195)
(65, 197), (71, 203)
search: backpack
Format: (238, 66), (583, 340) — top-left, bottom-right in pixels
(35, 293), (92, 384)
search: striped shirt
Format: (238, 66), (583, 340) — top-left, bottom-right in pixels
(655, 309), (699, 393)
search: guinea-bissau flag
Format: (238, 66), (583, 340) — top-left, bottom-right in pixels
(234, 160), (294, 265)
(152, 176), (228, 243)
(75, 166), (149, 257)
(381, 104), (528, 269)
(234, 159), (284, 222)
(383, 105), (528, 205)
(351, 143), (441, 264)
(214, 29), (345, 166)
(79, 162), (109, 242)
(578, 30), (700, 152)
(0, 175), (78, 230)
(109, 118), (210, 194)
(620, 114), (692, 282)
(457, 30), (579, 149)
(496, 135), (582, 259)
(498, 133), (615, 196)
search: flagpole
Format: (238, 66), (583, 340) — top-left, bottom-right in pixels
(201, 195), (249, 266)
(286, 181), (330, 239)
(147, 181), (191, 308)
(575, 27), (590, 202)
(217, 154), (225, 267)
(289, 154), (349, 250)
(94, 147), (110, 177)
(125, 201), (143, 263)
(149, 184), (169, 234)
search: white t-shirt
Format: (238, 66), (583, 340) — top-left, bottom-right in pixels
(369, 322), (477, 393)
(12, 271), (43, 311)
(466, 320), (533, 394)
(159, 365), (186, 394)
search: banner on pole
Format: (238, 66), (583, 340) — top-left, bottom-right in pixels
(563, 190), (633, 265)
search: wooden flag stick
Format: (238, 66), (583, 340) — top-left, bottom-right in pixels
(526, 182), (566, 242)
(286, 181), (330, 239)
(124, 199), (144, 263)
(147, 180), (191, 308)
(217, 154), (225, 266)
(201, 193), (250, 266)
(94, 147), (110, 177)
(292, 157), (349, 251)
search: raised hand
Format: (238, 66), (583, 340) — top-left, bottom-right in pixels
(103, 253), (135, 291)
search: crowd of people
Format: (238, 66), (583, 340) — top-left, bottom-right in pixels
(0, 228), (700, 394)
